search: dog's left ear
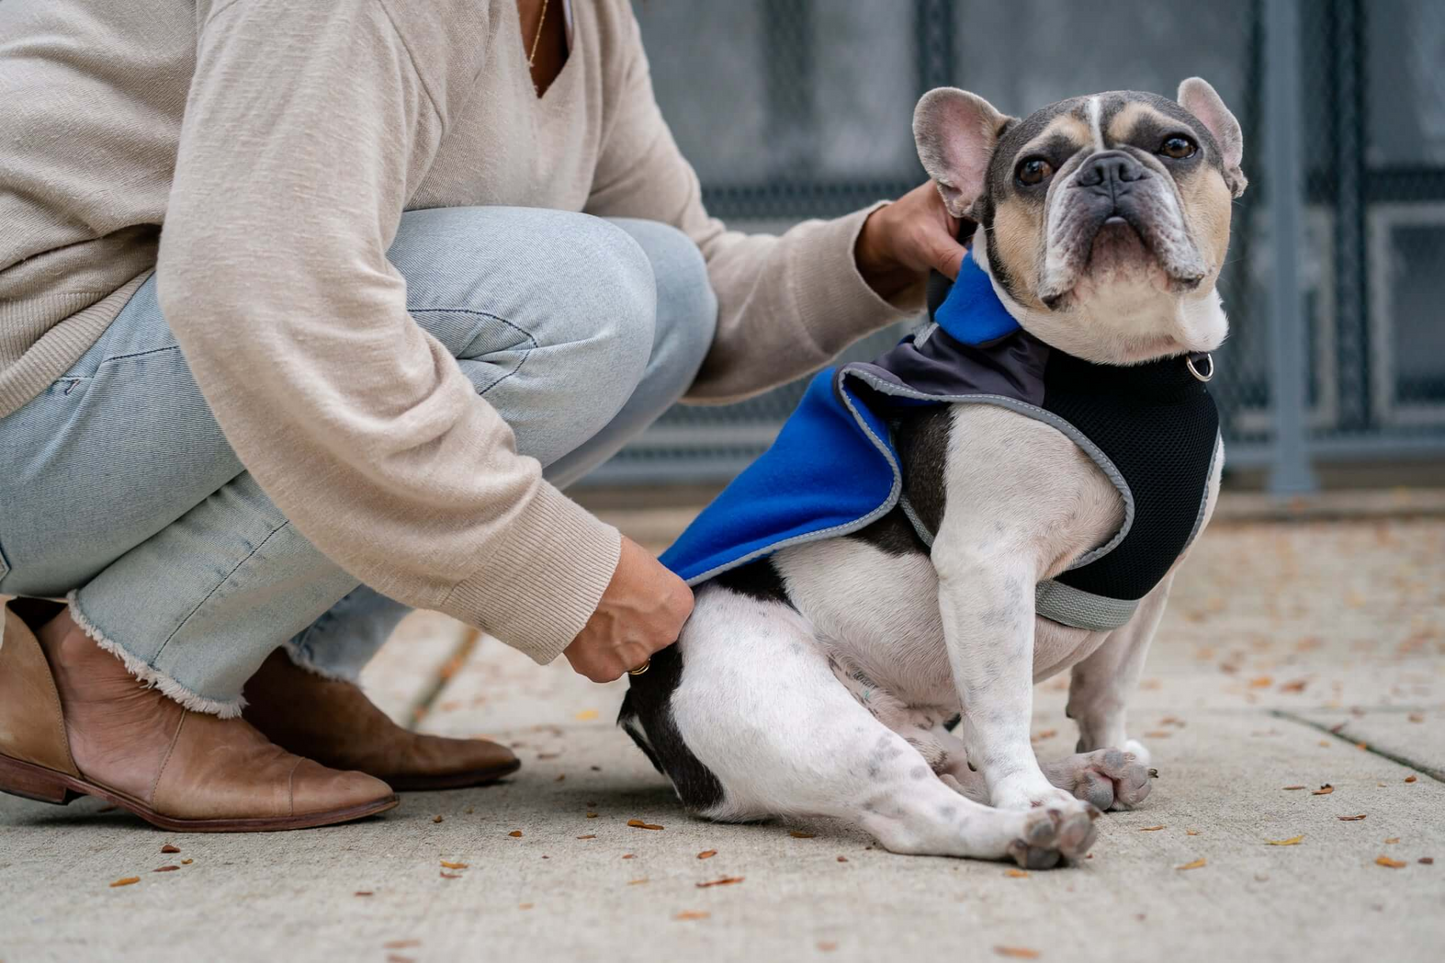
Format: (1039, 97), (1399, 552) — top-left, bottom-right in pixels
(914, 87), (1012, 219)
(1177, 77), (1248, 197)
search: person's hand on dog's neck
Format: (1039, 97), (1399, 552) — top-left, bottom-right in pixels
(855, 180), (974, 303)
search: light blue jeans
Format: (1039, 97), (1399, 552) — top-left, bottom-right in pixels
(0, 208), (717, 715)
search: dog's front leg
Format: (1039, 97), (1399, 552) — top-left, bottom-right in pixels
(1066, 573), (1174, 764)
(933, 537), (1096, 823)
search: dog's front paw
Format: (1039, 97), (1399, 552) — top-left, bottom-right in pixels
(1044, 747), (1152, 811)
(1006, 801), (1101, 869)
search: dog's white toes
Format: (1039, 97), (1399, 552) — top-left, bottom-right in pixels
(1123, 738), (1152, 768)
(1050, 747), (1153, 811)
(1006, 802), (1099, 868)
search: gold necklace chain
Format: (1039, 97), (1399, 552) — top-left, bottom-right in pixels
(527, 0), (550, 68)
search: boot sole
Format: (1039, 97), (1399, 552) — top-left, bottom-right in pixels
(382, 758), (522, 792)
(0, 752), (399, 832)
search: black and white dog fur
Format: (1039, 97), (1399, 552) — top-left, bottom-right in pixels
(620, 80), (1245, 868)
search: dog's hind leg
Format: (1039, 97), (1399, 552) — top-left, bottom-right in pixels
(669, 587), (1096, 865)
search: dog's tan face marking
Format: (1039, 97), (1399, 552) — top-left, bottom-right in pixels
(914, 81), (1248, 364)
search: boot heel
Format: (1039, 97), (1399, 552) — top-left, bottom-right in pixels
(0, 753), (78, 805)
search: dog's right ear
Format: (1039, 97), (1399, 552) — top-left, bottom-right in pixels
(913, 88), (1011, 219)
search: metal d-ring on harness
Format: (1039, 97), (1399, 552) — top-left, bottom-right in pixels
(1186, 353), (1215, 383)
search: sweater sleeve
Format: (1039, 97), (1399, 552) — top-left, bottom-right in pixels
(584, 6), (919, 404)
(157, 0), (620, 666)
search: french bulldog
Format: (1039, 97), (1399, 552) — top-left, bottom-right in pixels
(619, 79), (1245, 867)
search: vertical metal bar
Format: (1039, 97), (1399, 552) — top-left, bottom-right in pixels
(1333, 0), (1367, 431)
(1264, 0), (1319, 494)
(915, 0), (956, 95)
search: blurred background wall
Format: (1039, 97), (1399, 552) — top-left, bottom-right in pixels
(584, 0), (1445, 493)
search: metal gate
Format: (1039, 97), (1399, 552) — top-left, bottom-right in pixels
(588, 0), (1445, 491)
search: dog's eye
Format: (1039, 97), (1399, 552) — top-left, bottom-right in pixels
(1159, 136), (1197, 159)
(1015, 158), (1054, 186)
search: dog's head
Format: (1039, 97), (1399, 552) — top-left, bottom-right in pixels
(914, 80), (1246, 364)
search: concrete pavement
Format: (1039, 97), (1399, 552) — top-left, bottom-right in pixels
(1, 506), (1442, 963)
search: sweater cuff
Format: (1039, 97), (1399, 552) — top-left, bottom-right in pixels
(794, 201), (919, 357)
(443, 483), (622, 666)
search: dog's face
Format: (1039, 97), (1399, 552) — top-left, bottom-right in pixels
(914, 80), (1247, 364)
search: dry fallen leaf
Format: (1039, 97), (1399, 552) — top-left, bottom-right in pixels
(1420, 857), (1434, 865)
(1355, 742), (1368, 751)
(1176, 858), (1207, 871)
(1338, 814), (1367, 822)
(993, 947), (1041, 959)
(837, 856), (849, 862)
(354, 891), (373, 897)
(432, 815), (444, 824)
(1140, 825), (1166, 832)
(622, 854), (635, 860)
(1384, 837), (1400, 845)
(1266, 835), (1305, 846)
(627, 878), (649, 886)
(788, 831), (816, 839)
(508, 830), (523, 838)
(1186, 830), (1200, 836)
(160, 844), (180, 854)
(440, 861), (468, 870)
(518, 903), (534, 910)
(674, 911), (710, 921)
(575, 709), (600, 721)
(818, 942), (839, 952)
(577, 835), (597, 840)
(697, 850), (717, 860)
(180, 859), (193, 865)
(1278, 679), (1308, 693)
(1282, 785), (1307, 791)
(696, 876), (744, 888)
(1005, 869), (1029, 878)
(384, 941), (421, 951)
(627, 819), (664, 831)
(1405, 775), (1418, 784)
(586, 812), (600, 819)
(109, 877), (140, 888)
(440, 872), (462, 880)
(153, 866), (180, 873)
(1376, 855), (1407, 869)
(1249, 676), (1274, 688)
(1312, 784), (1335, 796)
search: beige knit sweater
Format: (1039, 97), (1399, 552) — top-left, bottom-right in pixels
(0, 0), (913, 664)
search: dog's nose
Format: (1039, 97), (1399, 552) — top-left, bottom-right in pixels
(1076, 151), (1146, 195)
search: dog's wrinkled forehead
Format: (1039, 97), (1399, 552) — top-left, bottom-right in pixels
(985, 91), (1223, 204)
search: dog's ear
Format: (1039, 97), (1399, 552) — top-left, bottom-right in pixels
(1177, 77), (1247, 197)
(913, 88), (1011, 219)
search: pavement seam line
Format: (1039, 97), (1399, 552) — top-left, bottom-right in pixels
(1271, 708), (1445, 783)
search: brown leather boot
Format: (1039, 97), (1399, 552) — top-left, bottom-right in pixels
(0, 600), (398, 831)
(243, 649), (520, 791)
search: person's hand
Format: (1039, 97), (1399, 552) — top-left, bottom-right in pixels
(854, 180), (975, 301)
(563, 536), (694, 683)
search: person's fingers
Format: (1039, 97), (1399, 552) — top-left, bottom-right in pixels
(926, 229), (969, 280)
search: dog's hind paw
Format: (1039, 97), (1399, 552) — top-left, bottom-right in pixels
(1006, 803), (1101, 869)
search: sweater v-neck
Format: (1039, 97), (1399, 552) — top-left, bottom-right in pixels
(510, 0), (575, 103)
